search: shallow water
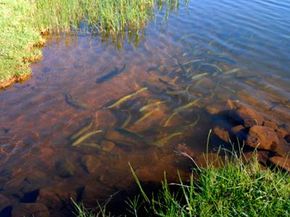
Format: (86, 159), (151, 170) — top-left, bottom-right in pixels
(1, 0), (290, 215)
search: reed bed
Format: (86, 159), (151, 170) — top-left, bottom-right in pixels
(34, 0), (154, 33)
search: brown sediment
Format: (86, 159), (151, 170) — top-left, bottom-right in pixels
(40, 28), (50, 36)
(269, 156), (290, 172)
(0, 73), (32, 89)
(22, 53), (43, 64)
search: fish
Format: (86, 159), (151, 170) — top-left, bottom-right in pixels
(70, 119), (93, 141)
(194, 79), (205, 88)
(147, 65), (161, 73)
(155, 132), (183, 147)
(182, 59), (205, 66)
(107, 87), (148, 109)
(134, 109), (156, 124)
(72, 130), (103, 146)
(158, 78), (175, 87)
(170, 55), (189, 75)
(139, 101), (165, 112)
(64, 93), (88, 110)
(178, 33), (196, 42)
(121, 111), (132, 128)
(174, 98), (200, 113)
(191, 72), (208, 80)
(96, 64), (127, 84)
(223, 68), (240, 75)
(166, 90), (188, 96)
(166, 89), (192, 102)
(214, 56), (237, 65)
(79, 143), (101, 149)
(115, 128), (144, 141)
(186, 115), (200, 128)
(221, 85), (236, 93)
(177, 60), (189, 75)
(199, 63), (222, 74)
(163, 112), (178, 127)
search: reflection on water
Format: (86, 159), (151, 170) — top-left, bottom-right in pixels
(1, 0), (290, 215)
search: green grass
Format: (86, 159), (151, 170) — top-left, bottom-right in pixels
(75, 155), (290, 217)
(0, 0), (43, 87)
(0, 0), (182, 88)
(150, 159), (290, 217)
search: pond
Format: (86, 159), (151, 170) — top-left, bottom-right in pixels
(1, 0), (290, 216)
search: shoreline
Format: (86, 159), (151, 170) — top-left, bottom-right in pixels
(0, 0), (168, 89)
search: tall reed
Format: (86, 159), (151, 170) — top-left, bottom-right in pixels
(33, 0), (181, 33)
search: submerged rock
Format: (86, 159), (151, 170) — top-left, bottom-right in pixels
(104, 129), (145, 147)
(228, 101), (264, 128)
(37, 184), (77, 210)
(276, 128), (289, 138)
(272, 142), (290, 157)
(213, 127), (230, 143)
(242, 151), (270, 166)
(81, 155), (100, 174)
(3, 177), (26, 198)
(262, 120), (278, 130)
(94, 110), (116, 128)
(285, 134), (290, 143)
(194, 153), (224, 168)
(81, 184), (111, 207)
(2, 171), (44, 199)
(55, 159), (75, 178)
(269, 156), (290, 172)
(175, 144), (223, 168)
(12, 203), (49, 217)
(208, 100), (290, 161)
(246, 126), (279, 151)
(205, 104), (226, 115)
(101, 140), (115, 152)
(230, 125), (247, 140)
(0, 194), (11, 211)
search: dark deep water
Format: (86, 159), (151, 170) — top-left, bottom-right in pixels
(0, 0), (290, 216)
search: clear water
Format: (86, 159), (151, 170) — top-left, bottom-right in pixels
(0, 0), (290, 215)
